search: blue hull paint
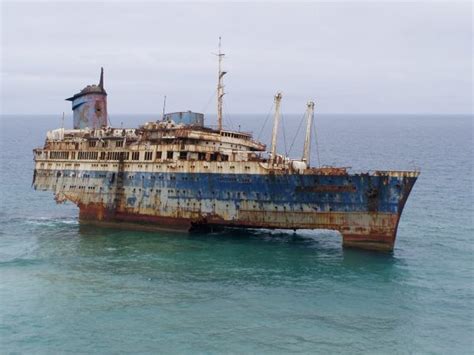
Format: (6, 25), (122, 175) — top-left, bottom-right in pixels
(47, 169), (416, 214)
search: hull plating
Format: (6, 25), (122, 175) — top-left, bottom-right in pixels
(34, 169), (417, 251)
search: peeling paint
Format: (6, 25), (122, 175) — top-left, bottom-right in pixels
(33, 69), (420, 252)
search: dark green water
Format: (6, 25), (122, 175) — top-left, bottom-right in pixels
(0, 114), (472, 353)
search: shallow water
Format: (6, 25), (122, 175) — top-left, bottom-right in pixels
(0, 114), (472, 353)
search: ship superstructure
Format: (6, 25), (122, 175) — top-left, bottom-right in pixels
(33, 44), (419, 251)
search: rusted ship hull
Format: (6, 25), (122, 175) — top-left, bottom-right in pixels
(34, 168), (418, 251)
(33, 67), (419, 252)
(79, 207), (407, 251)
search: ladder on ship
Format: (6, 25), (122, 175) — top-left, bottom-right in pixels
(113, 154), (126, 211)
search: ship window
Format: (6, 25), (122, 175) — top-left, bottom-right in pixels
(132, 152), (140, 160)
(156, 151), (162, 160)
(88, 141), (96, 148)
(167, 151), (174, 160)
(116, 141), (124, 148)
(179, 151), (187, 160)
(144, 151), (153, 160)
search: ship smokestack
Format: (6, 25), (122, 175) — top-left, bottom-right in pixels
(66, 68), (108, 129)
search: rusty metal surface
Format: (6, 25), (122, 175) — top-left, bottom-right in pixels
(33, 143), (419, 252)
(33, 68), (420, 252)
(66, 68), (107, 129)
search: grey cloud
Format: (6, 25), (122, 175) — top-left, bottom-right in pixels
(1, 1), (472, 115)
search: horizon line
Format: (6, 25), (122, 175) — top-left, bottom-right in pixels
(1, 112), (473, 116)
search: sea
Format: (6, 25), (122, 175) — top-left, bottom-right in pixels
(0, 113), (472, 354)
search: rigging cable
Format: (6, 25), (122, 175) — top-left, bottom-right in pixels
(200, 88), (218, 116)
(287, 112), (306, 156)
(312, 111), (321, 167)
(256, 102), (274, 141)
(280, 112), (288, 156)
(222, 100), (236, 130)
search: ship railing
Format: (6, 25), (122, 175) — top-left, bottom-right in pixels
(372, 170), (421, 178)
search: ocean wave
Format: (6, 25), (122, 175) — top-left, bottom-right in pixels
(4, 216), (79, 228)
(0, 256), (43, 267)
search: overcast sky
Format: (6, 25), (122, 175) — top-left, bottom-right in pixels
(1, 1), (472, 116)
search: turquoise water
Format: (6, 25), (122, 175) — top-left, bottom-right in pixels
(0, 114), (472, 353)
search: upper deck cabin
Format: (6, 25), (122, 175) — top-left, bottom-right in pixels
(33, 57), (317, 170)
(36, 117), (268, 165)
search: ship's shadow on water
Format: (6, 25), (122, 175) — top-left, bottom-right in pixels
(72, 223), (400, 282)
(75, 222), (345, 252)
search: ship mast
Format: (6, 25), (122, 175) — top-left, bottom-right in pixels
(270, 92), (283, 164)
(216, 37), (226, 131)
(302, 101), (315, 166)
(161, 95), (167, 121)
